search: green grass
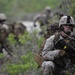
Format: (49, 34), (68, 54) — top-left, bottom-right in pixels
(0, 0), (61, 20)
(18, 0), (61, 12)
(0, 0), (61, 13)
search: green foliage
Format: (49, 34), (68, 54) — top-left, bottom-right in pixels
(8, 30), (44, 48)
(37, 36), (44, 48)
(69, 0), (75, 18)
(6, 52), (38, 75)
(0, 53), (5, 59)
(19, 31), (32, 44)
(6, 64), (20, 75)
(21, 52), (38, 68)
(8, 34), (16, 45)
(6, 30), (44, 75)
(8, 31), (32, 45)
(31, 30), (44, 47)
(0, 0), (60, 12)
(0, 0), (61, 20)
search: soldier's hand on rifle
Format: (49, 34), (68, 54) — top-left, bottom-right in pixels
(59, 50), (66, 57)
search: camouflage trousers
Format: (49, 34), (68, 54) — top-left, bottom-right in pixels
(41, 61), (54, 75)
(41, 60), (75, 75)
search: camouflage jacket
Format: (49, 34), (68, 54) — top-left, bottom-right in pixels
(42, 33), (61, 61)
(42, 32), (75, 66)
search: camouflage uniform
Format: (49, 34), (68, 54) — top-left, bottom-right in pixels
(42, 34), (61, 75)
(12, 22), (26, 45)
(33, 6), (52, 27)
(41, 15), (75, 75)
(0, 13), (13, 56)
(39, 23), (59, 55)
(43, 6), (52, 20)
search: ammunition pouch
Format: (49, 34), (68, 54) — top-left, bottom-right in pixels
(34, 53), (44, 67)
(53, 56), (66, 67)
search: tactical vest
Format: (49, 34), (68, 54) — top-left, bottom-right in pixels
(53, 32), (75, 67)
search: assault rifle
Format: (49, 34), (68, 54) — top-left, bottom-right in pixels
(2, 42), (13, 56)
(53, 38), (75, 68)
(54, 39), (75, 58)
(54, 39), (75, 74)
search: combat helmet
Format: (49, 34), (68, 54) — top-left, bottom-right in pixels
(59, 15), (75, 28)
(45, 6), (51, 13)
(0, 13), (7, 21)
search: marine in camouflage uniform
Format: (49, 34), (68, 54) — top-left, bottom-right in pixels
(33, 6), (52, 27)
(12, 21), (26, 45)
(33, 6), (52, 35)
(41, 15), (75, 75)
(0, 13), (13, 56)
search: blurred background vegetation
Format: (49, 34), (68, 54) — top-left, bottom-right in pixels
(0, 0), (74, 21)
(0, 0), (75, 75)
(0, 0), (61, 21)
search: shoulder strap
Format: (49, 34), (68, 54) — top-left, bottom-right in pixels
(53, 32), (60, 45)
